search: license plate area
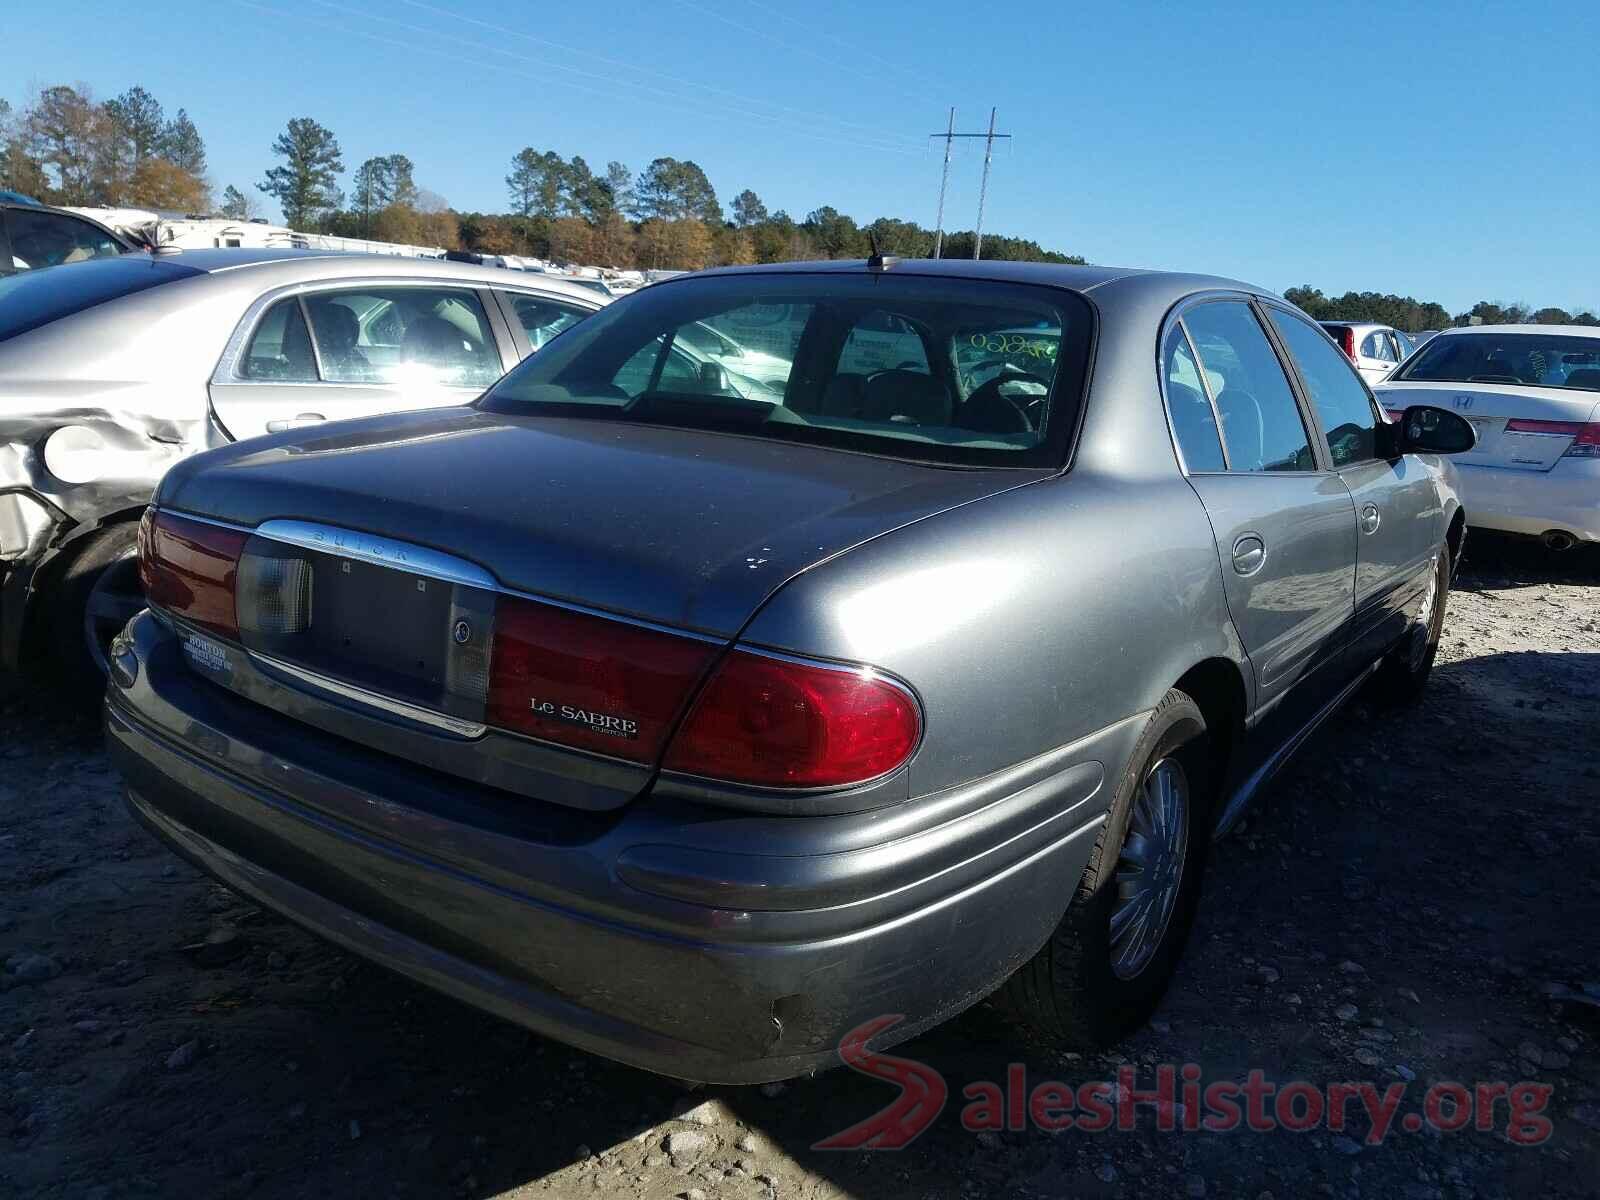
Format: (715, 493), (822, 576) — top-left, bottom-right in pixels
(237, 535), (496, 723)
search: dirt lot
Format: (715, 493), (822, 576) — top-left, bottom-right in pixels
(4, 534), (1599, 1199)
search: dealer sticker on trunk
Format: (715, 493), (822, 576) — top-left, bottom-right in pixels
(181, 632), (232, 675)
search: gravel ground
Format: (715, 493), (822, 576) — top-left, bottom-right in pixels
(3, 533), (1598, 1199)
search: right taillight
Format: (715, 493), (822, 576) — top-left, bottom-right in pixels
(1505, 419), (1600, 458)
(138, 508), (249, 638)
(662, 650), (921, 789)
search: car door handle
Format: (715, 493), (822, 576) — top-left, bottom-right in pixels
(265, 413), (326, 432)
(1231, 534), (1266, 576)
(1360, 503), (1381, 534)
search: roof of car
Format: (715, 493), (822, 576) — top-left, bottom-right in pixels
(119, 248), (607, 303)
(1433, 323), (1600, 338)
(683, 258), (1269, 301)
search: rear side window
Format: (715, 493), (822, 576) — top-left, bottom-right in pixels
(1161, 324), (1225, 471)
(300, 287), (501, 387)
(1267, 309), (1379, 467)
(1182, 302), (1315, 473)
(483, 273), (1093, 468)
(241, 297), (316, 381)
(0, 255), (198, 343)
(503, 293), (591, 351)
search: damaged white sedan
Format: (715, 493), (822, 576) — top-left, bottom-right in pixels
(0, 249), (604, 692)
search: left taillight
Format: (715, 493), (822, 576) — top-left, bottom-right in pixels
(138, 508), (250, 638)
(662, 650), (922, 789)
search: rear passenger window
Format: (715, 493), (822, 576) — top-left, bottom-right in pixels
(241, 298), (316, 381)
(504, 293), (589, 352)
(301, 287), (501, 387)
(1162, 324), (1225, 471)
(1267, 309), (1380, 467)
(1182, 302), (1316, 473)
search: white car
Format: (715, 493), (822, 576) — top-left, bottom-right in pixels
(1321, 321), (1413, 386)
(1375, 325), (1600, 549)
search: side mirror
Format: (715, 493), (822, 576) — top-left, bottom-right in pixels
(1388, 405), (1477, 454)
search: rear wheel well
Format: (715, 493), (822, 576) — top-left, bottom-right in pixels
(1171, 658), (1246, 820)
(19, 507), (146, 662)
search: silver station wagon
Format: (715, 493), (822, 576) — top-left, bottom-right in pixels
(107, 259), (1476, 1082)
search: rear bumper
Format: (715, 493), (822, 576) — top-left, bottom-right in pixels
(1454, 460), (1600, 542)
(106, 610), (1126, 1083)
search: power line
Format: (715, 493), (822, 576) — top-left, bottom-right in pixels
(670, 0), (939, 110)
(927, 107), (1011, 259)
(397, 0), (925, 149)
(240, 1), (922, 162)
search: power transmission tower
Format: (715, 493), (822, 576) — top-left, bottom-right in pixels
(931, 107), (954, 259)
(927, 108), (1012, 260)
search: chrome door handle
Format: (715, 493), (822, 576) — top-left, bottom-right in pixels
(1360, 503), (1381, 534)
(266, 413), (326, 432)
(1231, 534), (1266, 575)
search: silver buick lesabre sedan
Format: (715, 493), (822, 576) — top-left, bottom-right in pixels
(106, 259), (1475, 1083)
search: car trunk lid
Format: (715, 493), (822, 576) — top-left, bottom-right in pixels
(152, 407), (1045, 800)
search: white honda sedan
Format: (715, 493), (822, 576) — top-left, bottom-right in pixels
(1375, 325), (1600, 550)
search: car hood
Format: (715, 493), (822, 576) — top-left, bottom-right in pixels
(156, 407), (1048, 635)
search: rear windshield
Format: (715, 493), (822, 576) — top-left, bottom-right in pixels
(479, 271), (1093, 467)
(0, 255), (200, 343)
(1393, 331), (1600, 392)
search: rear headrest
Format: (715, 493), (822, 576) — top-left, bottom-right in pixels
(1563, 369), (1600, 389)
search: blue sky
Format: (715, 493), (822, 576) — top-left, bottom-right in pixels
(11, 0), (1598, 314)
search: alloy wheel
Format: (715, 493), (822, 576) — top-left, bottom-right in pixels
(1110, 756), (1190, 980)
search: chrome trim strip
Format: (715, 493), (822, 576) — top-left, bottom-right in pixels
(253, 520), (498, 589)
(250, 652), (487, 738)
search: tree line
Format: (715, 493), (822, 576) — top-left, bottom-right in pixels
(5, 84), (1596, 318)
(1284, 287), (1599, 332)
(1, 84), (208, 211)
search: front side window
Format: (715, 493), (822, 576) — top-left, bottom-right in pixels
(1161, 323), (1225, 471)
(5, 209), (124, 271)
(481, 273), (1092, 467)
(1268, 309), (1379, 467)
(504, 293), (591, 351)
(241, 297), (316, 381)
(301, 287), (501, 387)
(1393, 332), (1600, 392)
(1182, 301), (1316, 473)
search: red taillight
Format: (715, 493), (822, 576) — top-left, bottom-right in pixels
(485, 594), (718, 763)
(1568, 423), (1600, 458)
(1336, 327), (1356, 360)
(1384, 406), (1407, 423)
(138, 508), (249, 638)
(663, 650), (921, 788)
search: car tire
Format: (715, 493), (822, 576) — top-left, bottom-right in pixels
(43, 522), (143, 699)
(1371, 549), (1449, 706)
(997, 688), (1212, 1048)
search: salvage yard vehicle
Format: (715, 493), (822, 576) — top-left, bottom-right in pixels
(1376, 324), (1600, 550)
(107, 260), (1476, 1084)
(1320, 320), (1413, 385)
(0, 250), (603, 692)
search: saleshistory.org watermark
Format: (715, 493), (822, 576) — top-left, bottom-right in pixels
(812, 1016), (1555, 1150)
